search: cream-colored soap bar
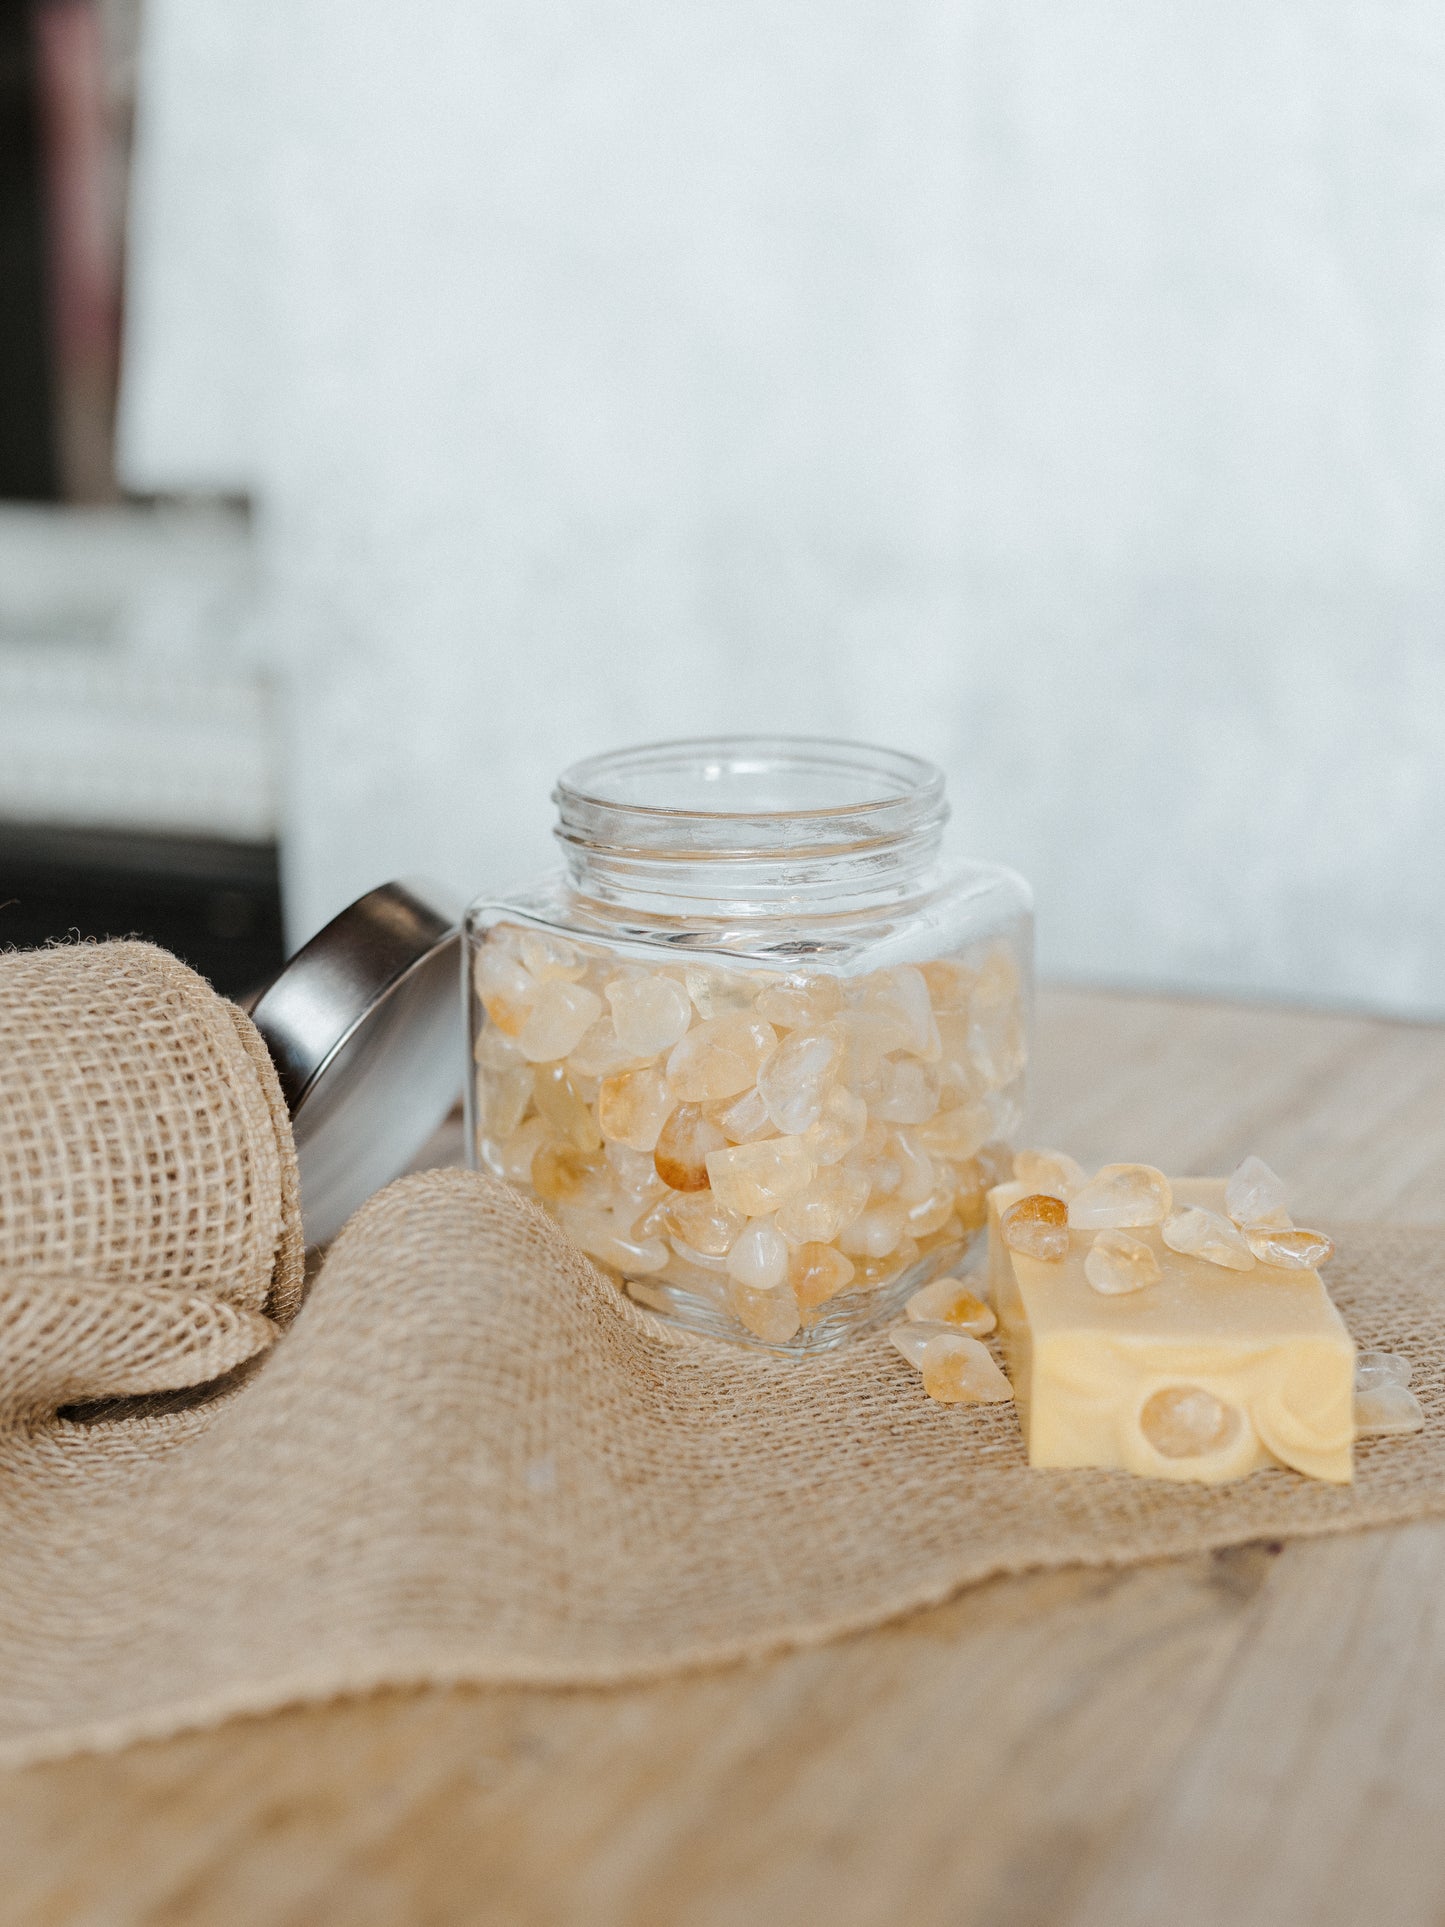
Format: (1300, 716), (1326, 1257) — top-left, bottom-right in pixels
(988, 1179), (1354, 1483)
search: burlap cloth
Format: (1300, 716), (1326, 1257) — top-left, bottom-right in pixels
(0, 941), (1442, 1770)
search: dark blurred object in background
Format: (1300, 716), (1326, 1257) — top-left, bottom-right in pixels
(0, 0), (59, 499)
(0, 824), (286, 999)
(1, 0), (133, 503)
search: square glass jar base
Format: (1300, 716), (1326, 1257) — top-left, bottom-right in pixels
(621, 1233), (982, 1357)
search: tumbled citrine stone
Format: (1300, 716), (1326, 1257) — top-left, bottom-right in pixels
(1013, 1147), (1087, 1201)
(1161, 1204), (1254, 1271)
(1244, 1226), (1335, 1270)
(788, 1241), (856, 1310)
(774, 1163), (869, 1244)
(517, 980), (604, 1064)
(889, 1322), (1013, 1403)
(474, 943), (538, 1038)
(729, 1281), (802, 1344)
(596, 1065), (674, 1153)
(1001, 1193), (1069, 1262)
(604, 971), (693, 1056)
(1067, 1163), (1171, 1230)
(662, 1189), (745, 1258)
(904, 1277), (996, 1335)
(1083, 1229), (1161, 1296)
(666, 1012), (777, 1102)
(532, 1063), (603, 1152)
(652, 1104), (728, 1191)
(756, 1027), (841, 1134)
(531, 1140), (609, 1205)
(706, 1135), (816, 1217)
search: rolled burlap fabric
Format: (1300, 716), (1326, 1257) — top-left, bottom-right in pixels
(0, 941), (303, 1429)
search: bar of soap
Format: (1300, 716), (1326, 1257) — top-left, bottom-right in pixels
(988, 1178), (1354, 1483)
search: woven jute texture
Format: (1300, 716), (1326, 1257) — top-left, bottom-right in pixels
(0, 943), (1443, 1769)
(0, 942), (303, 1435)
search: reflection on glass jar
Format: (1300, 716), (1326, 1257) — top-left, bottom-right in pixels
(465, 737), (1032, 1353)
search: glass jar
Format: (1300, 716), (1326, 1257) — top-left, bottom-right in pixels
(465, 737), (1032, 1353)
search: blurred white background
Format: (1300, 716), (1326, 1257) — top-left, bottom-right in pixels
(111, 0), (1445, 1010)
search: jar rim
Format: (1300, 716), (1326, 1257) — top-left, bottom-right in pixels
(555, 735), (945, 839)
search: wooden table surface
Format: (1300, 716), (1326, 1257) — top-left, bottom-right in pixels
(5, 986), (1445, 1927)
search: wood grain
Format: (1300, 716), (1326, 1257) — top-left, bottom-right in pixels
(4, 987), (1445, 1927)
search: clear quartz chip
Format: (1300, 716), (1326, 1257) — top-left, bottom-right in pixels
(756, 1027), (842, 1135)
(1355, 1383), (1424, 1436)
(1161, 1203), (1255, 1271)
(1245, 1226), (1335, 1270)
(1013, 1147), (1088, 1202)
(1140, 1385), (1241, 1458)
(1067, 1163), (1172, 1230)
(1355, 1350), (1413, 1392)
(1083, 1229), (1161, 1296)
(725, 1218), (790, 1291)
(1001, 1193), (1069, 1262)
(1225, 1154), (1291, 1230)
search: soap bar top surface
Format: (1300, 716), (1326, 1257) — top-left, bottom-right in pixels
(989, 1178), (1355, 1484)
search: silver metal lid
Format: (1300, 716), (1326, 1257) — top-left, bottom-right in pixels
(251, 878), (464, 1247)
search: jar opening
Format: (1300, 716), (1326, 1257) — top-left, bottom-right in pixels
(556, 736), (945, 857)
(552, 737), (949, 916)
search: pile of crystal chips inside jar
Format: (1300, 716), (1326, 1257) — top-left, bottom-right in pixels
(471, 923), (1026, 1343)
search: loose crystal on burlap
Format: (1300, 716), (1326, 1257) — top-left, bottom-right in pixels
(1001, 1193), (1069, 1262)
(1224, 1154), (1291, 1230)
(1354, 1383), (1425, 1437)
(1354, 1351), (1423, 1436)
(1245, 1226), (1335, 1270)
(1084, 1229), (1161, 1295)
(905, 1277), (996, 1335)
(1161, 1204), (1255, 1271)
(1068, 1163), (1171, 1230)
(1355, 1350), (1413, 1392)
(889, 1322), (1013, 1403)
(1140, 1385), (1240, 1458)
